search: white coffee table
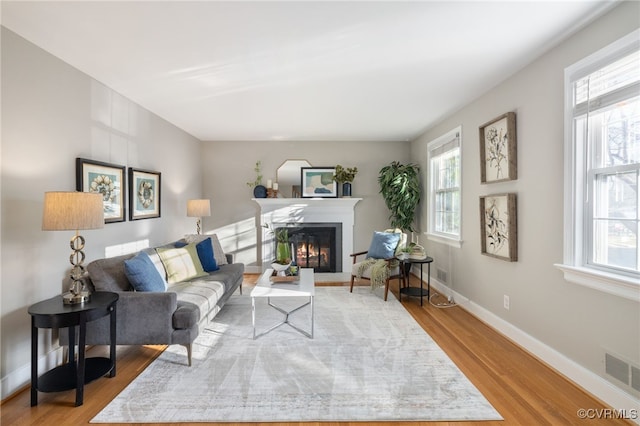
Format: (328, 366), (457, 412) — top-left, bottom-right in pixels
(251, 268), (315, 340)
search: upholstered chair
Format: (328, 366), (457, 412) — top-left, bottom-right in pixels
(349, 229), (406, 301)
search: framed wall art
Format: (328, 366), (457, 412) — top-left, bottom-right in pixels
(128, 168), (161, 220)
(301, 167), (338, 198)
(479, 193), (517, 262)
(76, 158), (126, 223)
(479, 112), (517, 183)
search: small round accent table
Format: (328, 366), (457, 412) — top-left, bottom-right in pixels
(399, 256), (434, 306)
(28, 291), (118, 407)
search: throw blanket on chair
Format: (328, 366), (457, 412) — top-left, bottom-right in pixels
(355, 258), (398, 290)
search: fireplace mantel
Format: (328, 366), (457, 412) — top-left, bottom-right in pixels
(253, 198), (361, 281)
(253, 198), (362, 209)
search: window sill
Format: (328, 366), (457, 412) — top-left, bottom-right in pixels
(425, 232), (462, 248)
(554, 264), (640, 302)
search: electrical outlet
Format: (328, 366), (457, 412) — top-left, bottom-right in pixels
(503, 295), (510, 310)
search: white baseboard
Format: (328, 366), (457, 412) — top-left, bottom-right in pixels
(1, 347), (64, 401)
(427, 278), (640, 423)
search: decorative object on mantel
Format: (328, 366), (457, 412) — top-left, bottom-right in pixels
(129, 168), (161, 220)
(378, 161), (421, 232)
(276, 159), (312, 198)
(247, 160), (267, 198)
(479, 112), (517, 183)
(76, 157), (126, 223)
(42, 191), (104, 304)
(187, 199), (211, 234)
(301, 167), (338, 198)
(267, 181), (279, 198)
(333, 165), (358, 198)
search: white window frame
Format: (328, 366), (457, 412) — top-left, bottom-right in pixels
(426, 126), (462, 248)
(556, 30), (640, 302)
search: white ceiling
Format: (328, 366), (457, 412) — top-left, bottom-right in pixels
(1, 1), (616, 142)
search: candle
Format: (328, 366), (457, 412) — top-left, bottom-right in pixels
(273, 182), (279, 190)
(267, 179), (272, 189)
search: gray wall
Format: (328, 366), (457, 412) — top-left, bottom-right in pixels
(412, 1), (639, 399)
(1, 28), (204, 397)
(200, 140), (412, 268)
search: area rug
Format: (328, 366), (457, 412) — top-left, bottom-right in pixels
(92, 286), (502, 423)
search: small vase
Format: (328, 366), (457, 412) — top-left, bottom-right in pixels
(342, 182), (352, 198)
(253, 185), (267, 198)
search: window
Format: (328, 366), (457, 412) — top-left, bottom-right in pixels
(427, 126), (462, 247)
(559, 30), (640, 301)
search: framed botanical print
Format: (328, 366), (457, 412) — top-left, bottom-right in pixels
(76, 158), (126, 223)
(128, 168), (161, 220)
(479, 112), (517, 183)
(480, 193), (517, 261)
(301, 167), (338, 198)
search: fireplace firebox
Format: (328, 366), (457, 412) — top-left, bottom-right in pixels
(275, 223), (342, 273)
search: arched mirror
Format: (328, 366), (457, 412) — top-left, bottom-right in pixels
(276, 159), (312, 198)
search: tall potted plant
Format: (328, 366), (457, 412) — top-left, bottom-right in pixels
(333, 165), (358, 197)
(378, 161), (421, 232)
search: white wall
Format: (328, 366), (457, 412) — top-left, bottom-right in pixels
(412, 1), (639, 404)
(200, 140), (412, 269)
(0, 28), (204, 398)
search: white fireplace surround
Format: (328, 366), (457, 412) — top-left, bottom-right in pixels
(253, 198), (362, 281)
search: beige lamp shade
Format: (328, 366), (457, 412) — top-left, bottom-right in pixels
(187, 199), (211, 217)
(42, 191), (105, 231)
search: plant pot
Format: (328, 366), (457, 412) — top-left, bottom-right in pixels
(276, 242), (291, 264)
(342, 182), (352, 198)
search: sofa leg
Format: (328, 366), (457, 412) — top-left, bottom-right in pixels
(239, 283), (243, 295)
(182, 344), (192, 366)
(350, 275), (355, 293)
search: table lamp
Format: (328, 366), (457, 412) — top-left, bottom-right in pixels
(187, 199), (211, 234)
(42, 191), (104, 304)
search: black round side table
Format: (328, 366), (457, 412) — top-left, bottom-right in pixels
(28, 291), (118, 407)
(399, 256), (434, 306)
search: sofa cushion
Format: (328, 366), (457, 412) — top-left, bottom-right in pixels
(157, 244), (208, 285)
(175, 237), (218, 272)
(195, 263), (244, 292)
(87, 253), (136, 292)
(184, 234), (227, 265)
(171, 279), (225, 325)
(124, 251), (166, 292)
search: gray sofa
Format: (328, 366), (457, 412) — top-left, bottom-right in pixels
(61, 236), (244, 366)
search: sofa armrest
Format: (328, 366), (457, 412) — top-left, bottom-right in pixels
(75, 291), (179, 346)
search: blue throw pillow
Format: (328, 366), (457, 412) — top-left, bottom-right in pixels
(175, 237), (218, 272)
(366, 231), (401, 259)
(124, 251), (166, 292)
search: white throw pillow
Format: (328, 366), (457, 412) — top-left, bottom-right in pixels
(184, 233), (228, 265)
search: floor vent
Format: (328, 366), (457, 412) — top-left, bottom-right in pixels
(605, 352), (640, 392)
(437, 268), (447, 283)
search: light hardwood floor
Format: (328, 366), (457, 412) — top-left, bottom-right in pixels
(1, 274), (632, 426)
